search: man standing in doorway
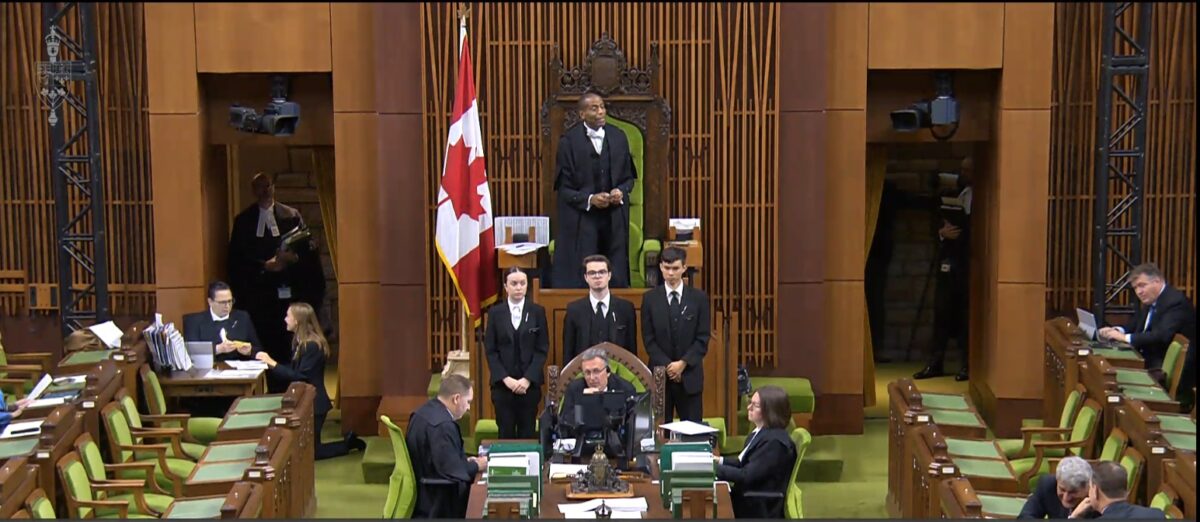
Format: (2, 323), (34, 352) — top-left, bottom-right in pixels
(915, 160), (973, 382)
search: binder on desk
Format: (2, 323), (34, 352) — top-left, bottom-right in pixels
(486, 443), (544, 517)
(658, 442), (715, 509)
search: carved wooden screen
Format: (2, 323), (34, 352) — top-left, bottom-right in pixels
(421, 3), (779, 368)
(1047, 3), (1196, 316)
(0, 3), (154, 316)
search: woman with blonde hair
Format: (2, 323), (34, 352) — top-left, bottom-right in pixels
(256, 302), (365, 459)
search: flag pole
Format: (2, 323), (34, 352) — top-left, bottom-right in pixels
(457, 1), (471, 358)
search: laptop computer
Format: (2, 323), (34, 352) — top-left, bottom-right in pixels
(186, 341), (214, 370)
(1075, 308), (1098, 340)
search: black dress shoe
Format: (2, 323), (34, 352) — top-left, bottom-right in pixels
(955, 368), (969, 381)
(345, 432), (367, 452)
(913, 365), (945, 380)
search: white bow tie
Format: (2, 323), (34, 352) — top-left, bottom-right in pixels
(586, 127), (605, 139)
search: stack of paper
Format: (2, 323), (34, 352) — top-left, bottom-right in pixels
(558, 498), (649, 514)
(0, 419), (44, 439)
(660, 421), (719, 436)
(489, 452), (539, 477)
(142, 316), (192, 372)
(207, 369), (263, 379)
(548, 463), (588, 479)
(225, 360), (269, 371)
(87, 321), (125, 349)
(670, 452), (714, 472)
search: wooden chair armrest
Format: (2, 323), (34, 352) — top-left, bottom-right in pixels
(141, 413), (191, 424)
(73, 499), (130, 518)
(91, 479), (150, 489)
(122, 443), (184, 494)
(131, 428), (192, 462)
(103, 461), (168, 494)
(7, 352), (54, 369)
(1019, 426), (1071, 435)
(1017, 440), (1090, 491)
(91, 481), (159, 515)
(1013, 426), (1072, 457)
(0, 363), (43, 373)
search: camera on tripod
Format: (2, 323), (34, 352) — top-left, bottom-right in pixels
(229, 75), (300, 136)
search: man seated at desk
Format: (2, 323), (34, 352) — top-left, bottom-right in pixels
(557, 347), (636, 453)
(1096, 263), (1196, 381)
(182, 281), (263, 362)
(1018, 456), (1097, 519)
(407, 374), (487, 518)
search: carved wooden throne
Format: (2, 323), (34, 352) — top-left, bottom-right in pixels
(541, 33), (672, 288)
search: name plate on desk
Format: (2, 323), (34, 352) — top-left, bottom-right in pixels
(82, 400), (96, 409)
(273, 417), (287, 426)
(36, 451), (50, 460)
(113, 353), (126, 361)
(1106, 395), (1121, 404)
(248, 470), (262, 479)
(941, 466), (955, 475)
(1077, 348), (1091, 356)
(916, 414), (931, 423)
(1152, 446), (1167, 455)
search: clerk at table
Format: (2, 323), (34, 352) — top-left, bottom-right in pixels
(182, 281), (263, 362)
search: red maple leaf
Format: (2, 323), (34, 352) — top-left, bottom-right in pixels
(442, 140), (488, 221)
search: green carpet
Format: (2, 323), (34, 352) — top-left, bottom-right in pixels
(313, 411), (388, 518)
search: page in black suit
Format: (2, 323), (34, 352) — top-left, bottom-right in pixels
(561, 295), (638, 363)
(642, 284), (710, 421)
(484, 300), (549, 439)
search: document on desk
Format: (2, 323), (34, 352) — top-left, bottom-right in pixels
(564, 512), (642, 519)
(548, 463), (588, 478)
(206, 369), (263, 379)
(26, 397), (68, 409)
(225, 360), (269, 371)
(659, 420), (720, 436)
(559, 498), (648, 514)
(0, 419), (44, 439)
(87, 320), (125, 349)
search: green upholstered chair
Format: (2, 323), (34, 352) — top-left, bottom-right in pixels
(999, 387), (1085, 457)
(1118, 447), (1145, 502)
(56, 451), (161, 519)
(116, 390), (205, 461)
(1009, 399), (1102, 490)
(1162, 339), (1188, 399)
(784, 427), (812, 519)
(1150, 490), (1183, 519)
(0, 332), (51, 397)
(73, 432), (175, 514)
(100, 400), (194, 496)
(25, 488), (58, 519)
(546, 116), (663, 288)
(380, 415), (416, 519)
(1098, 428), (1130, 462)
(738, 377), (815, 434)
(139, 365), (220, 445)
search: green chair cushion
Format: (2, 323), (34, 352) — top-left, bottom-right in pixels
(1020, 418), (1045, 428)
(995, 438), (1068, 459)
(978, 494), (1027, 517)
(61, 350), (113, 365)
(189, 460), (252, 483)
(928, 409), (984, 428)
(1158, 414), (1196, 434)
(0, 436), (38, 459)
(96, 514), (156, 519)
(921, 393), (970, 410)
(186, 417), (222, 444)
(30, 495), (56, 518)
(164, 497), (227, 518)
(956, 458), (1015, 479)
(97, 492), (174, 517)
(748, 377), (815, 413)
(474, 419), (499, 448)
(222, 412), (276, 430)
(1010, 456), (1053, 481)
(1163, 432), (1196, 452)
(722, 435), (747, 456)
(201, 441), (259, 462)
(180, 442), (207, 461)
(946, 438), (1003, 459)
(1150, 491), (1173, 512)
(704, 417), (727, 452)
(232, 396), (284, 414)
(116, 457), (197, 492)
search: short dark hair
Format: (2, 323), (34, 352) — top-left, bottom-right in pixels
(755, 385), (792, 430)
(207, 281), (232, 300)
(577, 92), (603, 111)
(1129, 263), (1163, 282)
(660, 246), (687, 265)
(438, 374), (473, 399)
(1090, 461), (1128, 500)
(582, 254), (610, 272)
(503, 267), (527, 284)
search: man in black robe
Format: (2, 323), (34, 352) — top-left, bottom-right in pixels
(227, 173), (325, 391)
(551, 92), (637, 289)
(407, 374), (487, 519)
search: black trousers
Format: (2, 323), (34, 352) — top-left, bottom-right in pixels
(313, 412), (350, 460)
(928, 268), (970, 370)
(665, 381), (703, 422)
(492, 384), (541, 439)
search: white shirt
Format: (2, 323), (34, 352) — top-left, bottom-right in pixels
(959, 186), (973, 215)
(665, 281), (685, 305)
(509, 298), (525, 330)
(210, 309), (230, 322)
(589, 291), (612, 317)
(256, 204), (280, 238)
(585, 124), (605, 154)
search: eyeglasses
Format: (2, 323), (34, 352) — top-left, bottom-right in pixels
(585, 270), (610, 278)
(212, 298), (235, 306)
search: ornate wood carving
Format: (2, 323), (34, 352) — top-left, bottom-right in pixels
(545, 342), (666, 424)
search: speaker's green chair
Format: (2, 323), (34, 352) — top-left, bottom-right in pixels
(547, 344), (664, 426)
(56, 451), (161, 518)
(140, 365), (221, 445)
(380, 415), (416, 519)
(116, 389), (205, 461)
(73, 432), (175, 514)
(785, 427), (813, 519)
(100, 400), (194, 496)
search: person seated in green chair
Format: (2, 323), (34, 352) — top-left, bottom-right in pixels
(407, 374), (487, 519)
(1, 388), (31, 433)
(1018, 456), (1096, 519)
(551, 92), (637, 289)
(713, 385), (796, 519)
(558, 348), (637, 435)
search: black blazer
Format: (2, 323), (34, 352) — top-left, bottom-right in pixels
(181, 309), (262, 361)
(562, 295), (638, 362)
(715, 427), (796, 519)
(558, 374), (637, 424)
(484, 300), (549, 386)
(1122, 284), (1196, 369)
(1019, 475), (1083, 519)
(406, 399), (478, 519)
(642, 285), (711, 394)
(226, 202), (326, 309)
(266, 341), (333, 416)
(1098, 501), (1165, 519)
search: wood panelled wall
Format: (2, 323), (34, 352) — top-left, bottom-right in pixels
(419, 3), (780, 369)
(1047, 3), (1197, 316)
(0, 3), (154, 317)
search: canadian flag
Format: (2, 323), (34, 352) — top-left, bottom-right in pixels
(434, 18), (497, 324)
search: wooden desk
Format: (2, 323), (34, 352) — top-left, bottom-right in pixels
(55, 321), (150, 403)
(0, 456), (38, 519)
(158, 363), (266, 402)
(22, 360), (122, 447)
(0, 403), (84, 515)
(242, 427), (306, 518)
(1116, 399), (1196, 505)
(465, 461), (735, 519)
(1043, 317), (1146, 427)
(937, 477), (1026, 519)
(905, 424), (1020, 520)
(159, 481), (263, 519)
(1080, 354), (1181, 438)
(183, 439), (261, 497)
(217, 383), (315, 517)
(1161, 454), (1195, 520)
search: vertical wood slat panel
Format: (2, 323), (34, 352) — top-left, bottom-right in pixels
(1047, 3), (1196, 316)
(1, 3), (154, 318)
(420, 3), (778, 368)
